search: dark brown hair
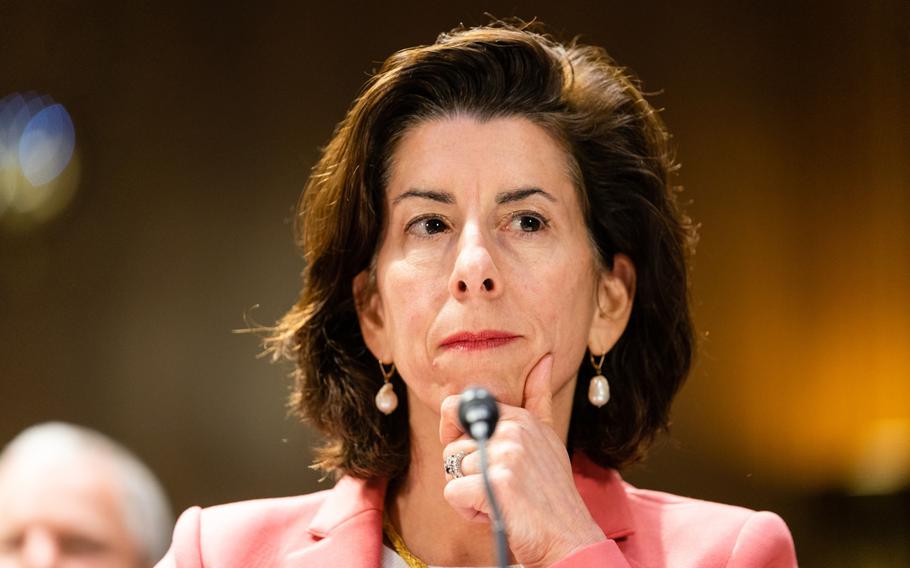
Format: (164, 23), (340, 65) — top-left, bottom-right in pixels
(266, 20), (698, 479)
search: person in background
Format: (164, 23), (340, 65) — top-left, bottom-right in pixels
(0, 422), (173, 568)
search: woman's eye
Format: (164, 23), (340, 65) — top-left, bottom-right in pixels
(509, 213), (548, 233)
(407, 216), (449, 237)
(424, 218), (447, 234)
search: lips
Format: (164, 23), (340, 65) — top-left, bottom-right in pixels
(440, 330), (520, 351)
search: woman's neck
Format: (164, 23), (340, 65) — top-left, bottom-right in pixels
(387, 398), (498, 566)
(386, 385), (575, 566)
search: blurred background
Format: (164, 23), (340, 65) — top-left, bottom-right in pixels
(1, 1), (907, 565)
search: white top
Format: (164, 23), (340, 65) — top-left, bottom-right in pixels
(381, 544), (523, 568)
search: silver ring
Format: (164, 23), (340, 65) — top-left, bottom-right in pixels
(444, 451), (466, 478)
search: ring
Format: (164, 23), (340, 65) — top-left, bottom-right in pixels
(444, 451), (466, 478)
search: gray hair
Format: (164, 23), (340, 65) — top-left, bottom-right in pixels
(0, 422), (174, 566)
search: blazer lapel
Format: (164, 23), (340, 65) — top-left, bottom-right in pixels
(572, 453), (636, 540)
(289, 476), (387, 568)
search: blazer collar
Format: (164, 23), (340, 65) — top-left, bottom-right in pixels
(571, 453), (636, 540)
(291, 476), (387, 568)
(306, 453), (635, 543)
(307, 475), (387, 538)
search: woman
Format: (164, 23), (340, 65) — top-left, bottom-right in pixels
(157, 21), (797, 568)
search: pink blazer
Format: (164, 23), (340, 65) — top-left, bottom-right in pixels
(156, 454), (797, 567)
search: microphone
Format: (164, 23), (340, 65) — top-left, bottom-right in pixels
(458, 386), (507, 568)
(458, 386), (500, 441)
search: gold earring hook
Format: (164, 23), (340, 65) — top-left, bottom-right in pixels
(378, 361), (396, 382)
(589, 352), (606, 374)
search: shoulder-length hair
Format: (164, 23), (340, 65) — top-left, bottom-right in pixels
(266, 20), (698, 480)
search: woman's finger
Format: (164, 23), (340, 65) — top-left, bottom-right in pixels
(521, 354), (554, 426)
(443, 474), (491, 523)
(439, 394), (466, 447)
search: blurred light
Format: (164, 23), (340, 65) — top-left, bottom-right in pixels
(851, 418), (910, 495)
(19, 103), (75, 186)
(0, 92), (80, 232)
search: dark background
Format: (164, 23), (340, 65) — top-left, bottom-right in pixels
(2, 1), (908, 566)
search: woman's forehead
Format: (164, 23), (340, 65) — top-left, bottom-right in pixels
(385, 115), (577, 203)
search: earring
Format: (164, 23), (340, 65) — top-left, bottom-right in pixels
(588, 352), (610, 407)
(375, 361), (398, 415)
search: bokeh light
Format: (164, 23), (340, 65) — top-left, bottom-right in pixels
(0, 92), (80, 232)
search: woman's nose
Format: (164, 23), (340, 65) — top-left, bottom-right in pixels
(449, 229), (502, 299)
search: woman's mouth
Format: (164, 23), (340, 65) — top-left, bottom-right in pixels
(440, 330), (521, 351)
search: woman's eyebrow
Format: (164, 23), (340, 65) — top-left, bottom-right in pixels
(495, 188), (557, 204)
(392, 189), (455, 205)
(391, 187), (556, 206)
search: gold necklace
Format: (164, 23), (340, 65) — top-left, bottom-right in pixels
(383, 512), (429, 568)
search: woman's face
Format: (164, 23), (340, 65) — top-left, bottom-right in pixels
(356, 115), (631, 416)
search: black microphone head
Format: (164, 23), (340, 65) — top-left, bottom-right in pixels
(458, 386), (499, 441)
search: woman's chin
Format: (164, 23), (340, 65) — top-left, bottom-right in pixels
(436, 377), (525, 408)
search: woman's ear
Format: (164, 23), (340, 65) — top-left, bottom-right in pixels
(588, 253), (636, 354)
(352, 269), (390, 362)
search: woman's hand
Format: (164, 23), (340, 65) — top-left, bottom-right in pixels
(439, 355), (607, 568)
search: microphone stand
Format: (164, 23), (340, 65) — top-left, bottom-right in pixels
(471, 421), (508, 568)
(460, 387), (508, 568)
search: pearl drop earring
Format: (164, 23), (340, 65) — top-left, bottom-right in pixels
(375, 361), (398, 415)
(588, 352), (610, 407)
